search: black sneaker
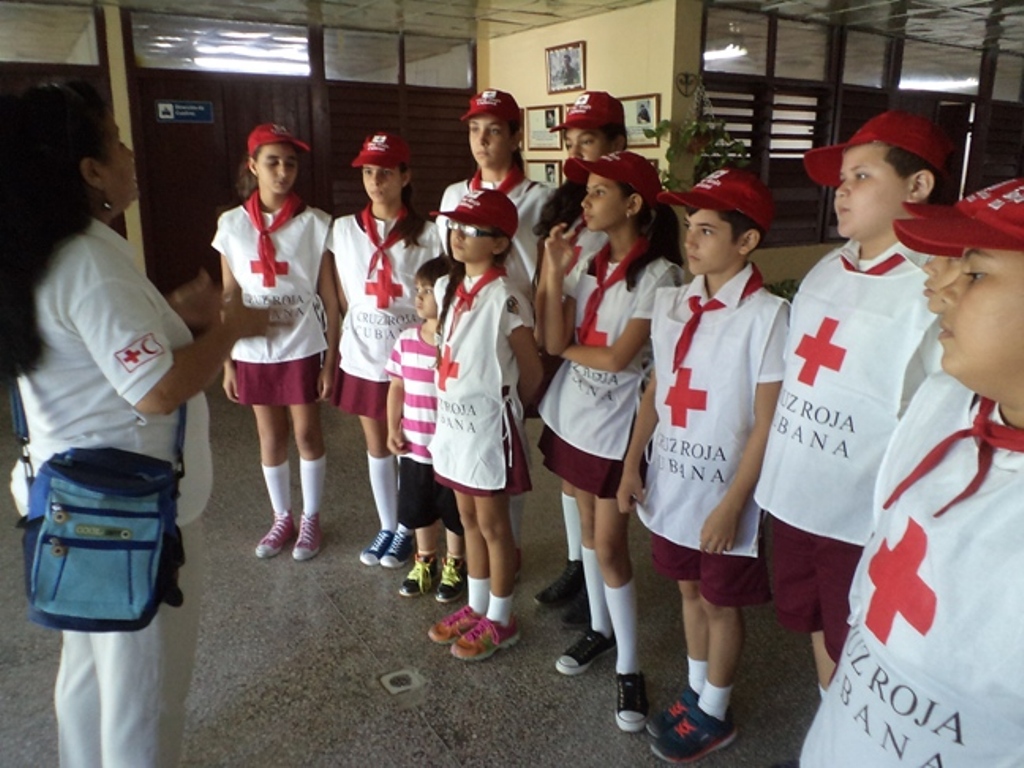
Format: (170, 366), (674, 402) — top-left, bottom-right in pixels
(560, 585), (591, 629)
(616, 672), (649, 733)
(398, 555), (439, 597)
(436, 555), (467, 604)
(534, 559), (584, 605)
(555, 629), (616, 676)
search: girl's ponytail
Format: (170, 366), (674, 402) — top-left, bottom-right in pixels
(435, 257), (466, 363)
(625, 198), (682, 290)
(394, 170), (428, 247)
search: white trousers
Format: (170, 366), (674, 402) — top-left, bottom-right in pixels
(55, 517), (205, 768)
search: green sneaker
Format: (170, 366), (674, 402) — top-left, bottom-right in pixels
(436, 555), (467, 603)
(399, 555), (438, 597)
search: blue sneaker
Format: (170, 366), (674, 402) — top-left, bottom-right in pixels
(360, 530), (394, 566)
(651, 705), (736, 763)
(646, 686), (699, 739)
(380, 528), (414, 568)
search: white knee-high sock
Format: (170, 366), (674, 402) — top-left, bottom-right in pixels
(366, 453), (398, 531)
(509, 494), (525, 548)
(262, 461), (291, 517)
(487, 594), (513, 627)
(582, 546), (611, 637)
(605, 578), (640, 675)
(299, 456), (325, 518)
(468, 576), (491, 616)
(698, 682), (733, 721)
(688, 657), (708, 696)
(562, 493), (582, 561)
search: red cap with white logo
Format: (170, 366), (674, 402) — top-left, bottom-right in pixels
(658, 168), (775, 233)
(431, 189), (519, 238)
(247, 123), (310, 156)
(461, 89), (521, 124)
(551, 91), (625, 132)
(351, 133), (410, 168)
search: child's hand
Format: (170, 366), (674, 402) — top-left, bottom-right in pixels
(167, 268), (222, 333)
(221, 286), (270, 339)
(616, 469), (645, 515)
(543, 223), (575, 276)
(387, 429), (408, 456)
(699, 502), (742, 554)
(222, 364), (239, 403)
(317, 365), (335, 402)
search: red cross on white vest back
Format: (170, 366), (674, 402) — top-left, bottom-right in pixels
(665, 367), (708, 427)
(795, 316), (846, 386)
(865, 518), (937, 644)
(250, 257), (289, 288)
(437, 345), (460, 392)
(365, 268), (403, 309)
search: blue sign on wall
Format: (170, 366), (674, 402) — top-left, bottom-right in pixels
(155, 100), (214, 124)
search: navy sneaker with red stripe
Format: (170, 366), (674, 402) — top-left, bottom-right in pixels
(651, 705), (736, 763)
(646, 686), (699, 739)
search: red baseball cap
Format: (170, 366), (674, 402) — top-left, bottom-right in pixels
(461, 89), (521, 124)
(247, 123), (310, 156)
(894, 178), (1024, 257)
(432, 189), (519, 238)
(564, 151), (662, 207)
(551, 91), (625, 132)
(803, 110), (954, 187)
(658, 168), (775, 233)
(350, 132), (410, 168)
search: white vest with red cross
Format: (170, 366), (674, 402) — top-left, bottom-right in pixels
(755, 242), (939, 545)
(639, 266), (788, 555)
(800, 373), (1024, 767)
(214, 205), (331, 364)
(537, 253), (681, 461)
(331, 215), (441, 382)
(429, 273), (532, 490)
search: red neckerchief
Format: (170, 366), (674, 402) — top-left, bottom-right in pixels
(469, 164), (526, 196)
(672, 265), (764, 370)
(447, 266), (506, 340)
(841, 253), (906, 276)
(244, 191), (302, 287)
(360, 204), (407, 308)
(883, 398), (1024, 517)
(564, 219), (588, 275)
(576, 237), (649, 347)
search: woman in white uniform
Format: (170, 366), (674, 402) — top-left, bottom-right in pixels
(0, 82), (267, 767)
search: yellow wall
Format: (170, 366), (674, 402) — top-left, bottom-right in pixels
(478, 0), (684, 170)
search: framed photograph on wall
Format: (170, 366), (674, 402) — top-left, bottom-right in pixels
(622, 94), (660, 147)
(546, 41), (586, 94)
(526, 106), (563, 151)
(527, 159), (562, 186)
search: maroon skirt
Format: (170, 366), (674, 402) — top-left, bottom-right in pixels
(539, 425), (624, 499)
(235, 355), (320, 406)
(333, 368), (389, 420)
(436, 410), (532, 498)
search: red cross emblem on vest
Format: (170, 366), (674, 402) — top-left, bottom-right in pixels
(250, 258), (289, 288)
(665, 367), (708, 427)
(794, 317), (846, 386)
(365, 269), (403, 309)
(437, 345), (460, 392)
(865, 518), (936, 644)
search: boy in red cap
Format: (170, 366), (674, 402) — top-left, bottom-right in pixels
(330, 132), (441, 570)
(800, 178), (1024, 766)
(617, 168), (788, 761)
(754, 111), (955, 693)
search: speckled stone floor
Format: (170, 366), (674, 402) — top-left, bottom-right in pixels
(0, 387), (819, 767)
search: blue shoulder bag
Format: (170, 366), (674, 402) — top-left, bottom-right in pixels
(11, 384), (186, 632)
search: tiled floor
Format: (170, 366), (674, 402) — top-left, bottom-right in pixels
(0, 389), (820, 766)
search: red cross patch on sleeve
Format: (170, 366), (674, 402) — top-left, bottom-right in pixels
(115, 333), (166, 373)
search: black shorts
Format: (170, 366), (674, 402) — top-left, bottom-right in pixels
(397, 457), (463, 535)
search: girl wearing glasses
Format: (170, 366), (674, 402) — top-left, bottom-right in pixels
(425, 189), (542, 661)
(331, 133), (441, 569)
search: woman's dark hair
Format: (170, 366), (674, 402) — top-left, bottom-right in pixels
(235, 153), (257, 201)
(686, 206), (765, 245)
(617, 183), (683, 290)
(508, 119), (525, 172)
(393, 165), (428, 247)
(0, 80), (109, 383)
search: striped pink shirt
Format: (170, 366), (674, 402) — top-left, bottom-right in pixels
(385, 326), (439, 464)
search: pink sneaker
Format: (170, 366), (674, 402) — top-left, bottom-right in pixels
(292, 515), (322, 561)
(255, 514), (295, 558)
(428, 604), (482, 645)
(451, 616), (520, 661)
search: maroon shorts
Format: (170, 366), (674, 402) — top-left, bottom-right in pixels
(333, 368), (389, 420)
(235, 355), (320, 406)
(651, 532), (772, 607)
(435, 413), (532, 498)
(539, 426), (622, 499)
(771, 516), (864, 662)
